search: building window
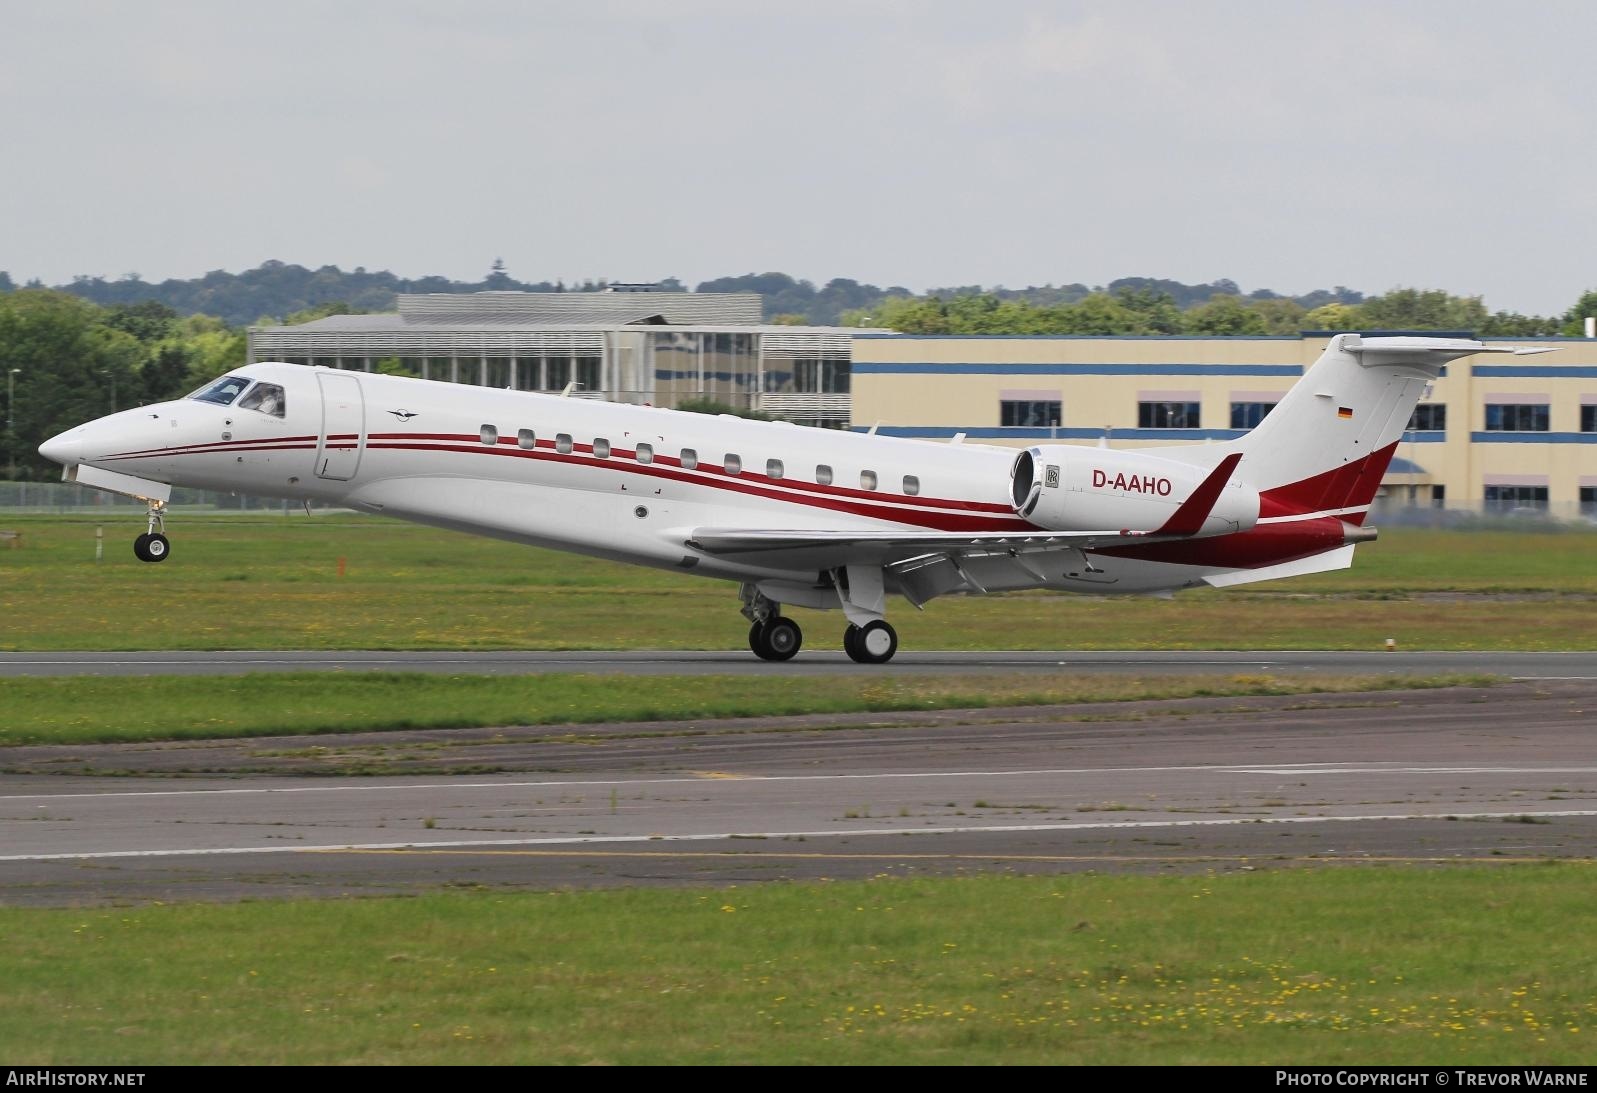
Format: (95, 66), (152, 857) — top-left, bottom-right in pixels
(1000, 400), (1061, 428)
(593, 438), (610, 459)
(1139, 402), (1200, 429)
(517, 428), (536, 450)
(479, 425), (498, 446)
(556, 433), (573, 454)
(816, 464), (833, 486)
(1484, 404), (1549, 431)
(903, 475), (920, 496)
(635, 442), (653, 464)
(724, 454), (742, 475)
(794, 359), (851, 394)
(860, 470), (877, 490)
(1581, 486), (1596, 513)
(680, 448), (698, 470)
(1484, 485), (1548, 508)
(766, 458), (784, 479)
(1582, 406), (1596, 432)
(1408, 404), (1447, 431)
(1230, 402), (1277, 430)
(575, 357), (601, 394)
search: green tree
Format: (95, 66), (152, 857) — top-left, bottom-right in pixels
(1246, 298), (1308, 335)
(1185, 294), (1269, 335)
(173, 314), (247, 388)
(1359, 288), (1487, 331)
(1302, 302), (1365, 331)
(0, 290), (143, 478)
(1558, 290), (1597, 336)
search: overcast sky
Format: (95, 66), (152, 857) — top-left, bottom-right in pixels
(3, 1), (1593, 314)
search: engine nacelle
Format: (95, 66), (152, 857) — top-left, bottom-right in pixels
(1010, 446), (1259, 536)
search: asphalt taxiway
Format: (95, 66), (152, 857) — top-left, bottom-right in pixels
(2, 677), (1593, 905)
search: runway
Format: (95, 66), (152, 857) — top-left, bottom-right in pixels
(2, 678), (1594, 905)
(2, 648), (1595, 678)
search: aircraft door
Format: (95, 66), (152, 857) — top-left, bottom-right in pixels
(316, 372), (366, 480)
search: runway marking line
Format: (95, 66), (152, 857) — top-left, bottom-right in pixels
(4, 809), (1596, 863)
(7, 765), (1597, 803)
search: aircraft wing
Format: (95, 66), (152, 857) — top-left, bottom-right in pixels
(686, 527), (1147, 556)
(683, 527), (1158, 576)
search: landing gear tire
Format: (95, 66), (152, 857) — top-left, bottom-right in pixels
(844, 620), (898, 665)
(749, 616), (803, 662)
(133, 532), (171, 563)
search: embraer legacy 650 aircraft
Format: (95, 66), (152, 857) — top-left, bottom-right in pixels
(39, 335), (1547, 664)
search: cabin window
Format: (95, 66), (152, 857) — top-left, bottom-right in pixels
(479, 425), (498, 446)
(816, 464), (833, 486)
(766, 458), (784, 479)
(556, 433), (573, 454)
(593, 438), (610, 459)
(635, 442), (654, 464)
(517, 428), (536, 449)
(237, 382), (286, 418)
(680, 448), (698, 470)
(724, 454), (742, 475)
(903, 475), (920, 496)
(860, 470), (878, 490)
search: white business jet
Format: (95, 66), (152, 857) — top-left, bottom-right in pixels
(38, 335), (1547, 663)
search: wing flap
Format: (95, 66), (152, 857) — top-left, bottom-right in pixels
(686, 527), (1148, 556)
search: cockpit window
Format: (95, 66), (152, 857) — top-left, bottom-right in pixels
(237, 382), (286, 418)
(189, 375), (253, 406)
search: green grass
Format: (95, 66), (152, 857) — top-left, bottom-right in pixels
(0, 516), (1594, 651)
(0, 671), (1490, 746)
(1, 868), (1592, 1064)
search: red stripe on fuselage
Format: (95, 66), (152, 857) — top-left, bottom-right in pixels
(365, 440), (1031, 531)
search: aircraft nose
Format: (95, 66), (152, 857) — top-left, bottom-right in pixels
(38, 428), (83, 466)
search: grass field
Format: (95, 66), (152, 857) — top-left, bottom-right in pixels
(0, 670), (1487, 747)
(1, 515), (1594, 651)
(2, 868), (1591, 1065)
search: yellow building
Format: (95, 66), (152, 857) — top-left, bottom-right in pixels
(850, 332), (1597, 519)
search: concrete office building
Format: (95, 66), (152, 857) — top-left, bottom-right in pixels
(247, 289), (861, 427)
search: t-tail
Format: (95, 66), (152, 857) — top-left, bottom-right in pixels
(1212, 334), (1553, 524)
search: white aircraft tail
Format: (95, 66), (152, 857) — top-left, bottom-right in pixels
(1166, 334), (1552, 519)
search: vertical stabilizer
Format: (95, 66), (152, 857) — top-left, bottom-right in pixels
(1215, 335), (1551, 518)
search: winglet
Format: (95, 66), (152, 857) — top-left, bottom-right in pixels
(1154, 453), (1243, 536)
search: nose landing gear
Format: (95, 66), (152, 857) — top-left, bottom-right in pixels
(133, 501), (170, 563)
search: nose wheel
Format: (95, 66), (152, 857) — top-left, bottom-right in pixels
(133, 501), (171, 563)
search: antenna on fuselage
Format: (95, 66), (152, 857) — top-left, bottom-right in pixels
(560, 381), (576, 398)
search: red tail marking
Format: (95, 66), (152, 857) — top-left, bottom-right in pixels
(1258, 441), (1398, 518)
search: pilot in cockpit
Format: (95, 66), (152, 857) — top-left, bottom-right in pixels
(237, 382), (285, 419)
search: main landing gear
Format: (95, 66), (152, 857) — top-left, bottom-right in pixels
(739, 583), (900, 664)
(843, 620), (898, 665)
(132, 500), (170, 564)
